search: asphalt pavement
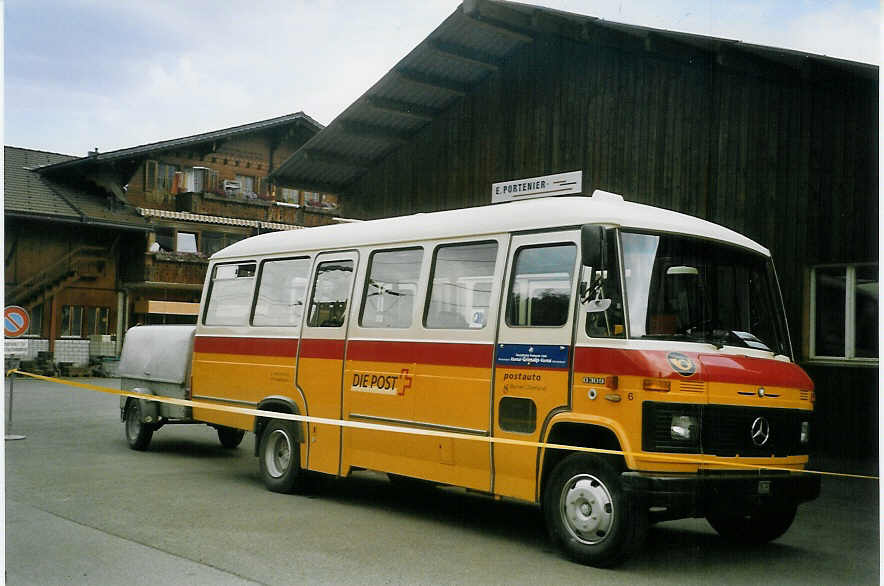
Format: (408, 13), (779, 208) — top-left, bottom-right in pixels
(4, 376), (881, 585)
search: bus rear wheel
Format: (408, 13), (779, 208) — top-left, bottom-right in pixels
(542, 454), (646, 567)
(258, 419), (302, 493)
(706, 505), (797, 544)
(217, 426), (245, 449)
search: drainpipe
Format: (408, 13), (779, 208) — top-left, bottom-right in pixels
(115, 290), (126, 356)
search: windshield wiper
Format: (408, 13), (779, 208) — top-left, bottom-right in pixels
(686, 329), (771, 351)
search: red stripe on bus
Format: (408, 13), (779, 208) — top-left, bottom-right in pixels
(698, 354), (813, 389)
(194, 336), (299, 357)
(574, 347), (682, 379)
(346, 340), (494, 368)
(299, 338), (347, 360)
(574, 347), (812, 388)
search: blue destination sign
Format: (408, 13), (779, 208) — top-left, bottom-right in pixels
(496, 344), (570, 369)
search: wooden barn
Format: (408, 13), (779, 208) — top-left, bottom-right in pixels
(270, 0), (878, 470)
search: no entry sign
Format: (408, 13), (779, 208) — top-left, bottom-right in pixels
(4, 306), (30, 338)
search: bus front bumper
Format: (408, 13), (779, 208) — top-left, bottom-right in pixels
(621, 470), (821, 522)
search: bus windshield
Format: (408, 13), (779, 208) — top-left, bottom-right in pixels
(620, 231), (790, 357)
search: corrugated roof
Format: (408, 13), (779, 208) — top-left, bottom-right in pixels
(35, 112), (324, 173)
(4, 146), (150, 230)
(270, 0), (878, 194)
(136, 208), (302, 232)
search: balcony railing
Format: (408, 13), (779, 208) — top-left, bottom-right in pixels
(122, 251), (208, 287)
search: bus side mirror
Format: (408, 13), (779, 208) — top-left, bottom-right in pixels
(581, 225), (607, 268)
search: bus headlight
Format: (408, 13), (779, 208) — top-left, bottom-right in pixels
(671, 415), (698, 441)
(642, 402), (700, 453)
(800, 421), (810, 444)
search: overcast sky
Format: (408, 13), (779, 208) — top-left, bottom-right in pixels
(4, 0), (879, 157)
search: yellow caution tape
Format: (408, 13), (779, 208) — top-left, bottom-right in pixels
(6, 369), (877, 481)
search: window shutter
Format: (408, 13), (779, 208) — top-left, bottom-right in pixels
(144, 160), (158, 192)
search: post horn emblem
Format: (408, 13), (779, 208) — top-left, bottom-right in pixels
(666, 352), (696, 376)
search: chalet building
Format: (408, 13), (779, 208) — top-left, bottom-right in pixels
(5, 112), (341, 366)
(270, 1), (878, 469)
(5, 146), (150, 365)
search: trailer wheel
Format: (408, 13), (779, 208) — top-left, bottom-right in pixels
(706, 505), (797, 544)
(258, 419), (302, 493)
(542, 453), (646, 567)
(217, 426), (245, 449)
(124, 400), (153, 451)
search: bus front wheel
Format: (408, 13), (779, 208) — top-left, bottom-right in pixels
(258, 419), (302, 493)
(542, 454), (647, 567)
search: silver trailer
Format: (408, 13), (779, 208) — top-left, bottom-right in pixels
(117, 325), (244, 450)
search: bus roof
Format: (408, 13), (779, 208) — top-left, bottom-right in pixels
(213, 195), (769, 260)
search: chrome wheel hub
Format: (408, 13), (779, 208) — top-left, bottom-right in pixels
(560, 474), (614, 545)
(265, 429), (292, 478)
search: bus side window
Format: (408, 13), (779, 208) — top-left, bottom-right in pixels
(307, 260), (354, 328)
(360, 248), (423, 328)
(252, 257), (311, 326)
(425, 241), (498, 329)
(506, 244), (576, 327)
(204, 262), (256, 325)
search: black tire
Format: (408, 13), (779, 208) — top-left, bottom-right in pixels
(258, 419), (302, 493)
(542, 454), (647, 567)
(217, 426), (245, 449)
(124, 400), (153, 451)
(706, 505), (797, 544)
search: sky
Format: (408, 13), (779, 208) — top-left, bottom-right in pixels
(3, 0), (880, 157)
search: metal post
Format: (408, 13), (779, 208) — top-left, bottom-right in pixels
(6, 371), (26, 441)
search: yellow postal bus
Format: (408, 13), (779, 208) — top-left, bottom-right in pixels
(120, 191), (819, 566)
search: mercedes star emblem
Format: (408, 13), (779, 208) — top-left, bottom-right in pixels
(751, 416), (771, 447)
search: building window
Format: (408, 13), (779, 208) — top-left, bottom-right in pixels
(144, 160), (179, 192)
(303, 191), (339, 212)
(158, 163), (178, 191)
(279, 188), (299, 203)
(86, 307), (111, 336)
(810, 263), (878, 363)
(60, 305), (84, 337)
(202, 232), (226, 256)
(29, 304), (43, 336)
(236, 174), (257, 198)
(177, 232), (198, 253)
(144, 160), (158, 192)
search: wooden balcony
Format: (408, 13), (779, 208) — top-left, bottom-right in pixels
(176, 192), (301, 224)
(121, 251), (208, 290)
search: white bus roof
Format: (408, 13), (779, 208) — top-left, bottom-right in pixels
(213, 195), (769, 261)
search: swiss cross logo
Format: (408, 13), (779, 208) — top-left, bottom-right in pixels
(398, 368), (413, 395)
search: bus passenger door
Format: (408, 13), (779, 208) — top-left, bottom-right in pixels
(493, 232), (580, 502)
(297, 251), (357, 476)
